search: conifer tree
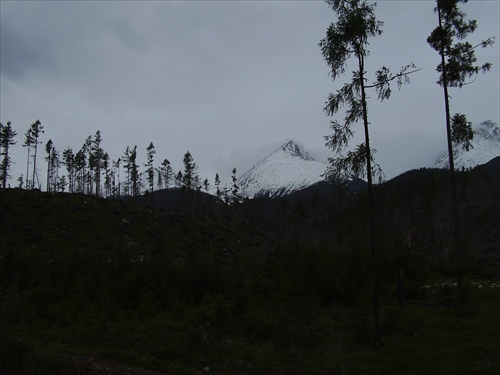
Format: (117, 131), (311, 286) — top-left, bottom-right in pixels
(230, 167), (241, 205)
(45, 142), (61, 192)
(157, 170), (163, 191)
(57, 175), (67, 192)
(74, 148), (86, 193)
(175, 171), (183, 189)
(129, 145), (140, 197)
(50, 147), (61, 192)
(122, 146), (131, 196)
(145, 142), (156, 193)
(160, 158), (173, 190)
(427, 0), (494, 294)
(45, 139), (54, 192)
(0, 122), (3, 163)
(113, 158), (121, 197)
(103, 152), (111, 197)
(319, 0), (418, 347)
(22, 126), (34, 189)
(62, 147), (75, 193)
(181, 151), (200, 192)
(0, 121), (17, 188)
(28, 120), (44, 190)
(214, 173), (221, 200)
(90, 130), (104, 196)
(81, 136), (92, 194)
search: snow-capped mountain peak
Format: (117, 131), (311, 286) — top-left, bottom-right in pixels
(280, 140), (314, 160)
(434, 120), (500, 170)
(239, 141), (327, 199)
(475, 120), (500, 139)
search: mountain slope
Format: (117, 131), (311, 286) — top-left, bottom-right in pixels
(239, 141), (327, 198)
(434, 120), (500, 170)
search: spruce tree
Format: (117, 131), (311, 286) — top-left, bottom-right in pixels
(122, 147), (131, 196)
(427, 0), (494, 296)
(74, 148), (86, 193)
(175, 171), (182, 189)
(181, 151), (200, 192)
(28, 120), (44, 190)
(22, 126), (33, 189)
(319, 0), (418, 347)
(113, 158), (121, 197)
(45, 139), (54, 192)
(129, 145), (140, 197)
(0, 121), (17, 188)
(62, 147), (75, 193)
(103, 153), (111, 197)
(215, 173), (221, 200)
(91, 130), (104, 196)
(81, 136), (92, 194)
(145, 142), (156, 194)
(0, 123), (3, 166)
(160, 158), (173, 190)
(230, 167), (241, 205)
(50, 147), (60, 192)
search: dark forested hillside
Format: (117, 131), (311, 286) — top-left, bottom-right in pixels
(1, 161), (499, 374)
(242, 161), (500, 278)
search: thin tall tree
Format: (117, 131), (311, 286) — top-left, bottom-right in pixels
(122, 147), (131, 196)
(319, 0), (418, 347)
(0, 122), (3, 163)
(113, 158), (121, 198)
(0, 121), (17, 188)
(146, 142), (156, 194)
(129, 145), (140, 197)
(91, 130), (104, 197)
(45, 139), (54, 192)
(29, 120), (44, 190)
(427, 0), (494, 298)
(62, 147), (75, 193)
(181, 151), (200, 192)
(50, 147), (61, 192)
(23, 127), (33, 189)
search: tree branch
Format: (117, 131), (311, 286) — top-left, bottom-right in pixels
(365, 68), (422, 89)
(444, 36), (495, 56)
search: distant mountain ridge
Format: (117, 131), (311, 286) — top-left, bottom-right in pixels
(239, 141), (327, 199)
(434, 120), (500, 170)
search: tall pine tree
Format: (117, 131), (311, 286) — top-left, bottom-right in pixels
(145, 142), (156, 193)
(319, 0), (418, 347)
(28, 120), (44, 190)
(0, 121), (17, 188)
(427, 0), (494, 296)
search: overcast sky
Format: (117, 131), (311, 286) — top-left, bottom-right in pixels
(1, 0), (498, 188)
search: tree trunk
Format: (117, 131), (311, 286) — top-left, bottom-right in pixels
(359, 53), (381, 347)
(437, 0), (463, 301)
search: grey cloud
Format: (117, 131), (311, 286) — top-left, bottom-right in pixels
(108, 15), (150, 54)
(0, 1), (498, 188)
(0, 22), (58, 80)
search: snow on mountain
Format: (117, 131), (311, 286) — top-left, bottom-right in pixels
(434, 120), (500, 170)
(239, 141), (327, 199)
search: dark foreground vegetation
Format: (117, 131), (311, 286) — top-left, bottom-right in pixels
(1, 160), (500, 375)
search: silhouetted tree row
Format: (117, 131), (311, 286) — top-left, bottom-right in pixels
(0, 120), (241, 206)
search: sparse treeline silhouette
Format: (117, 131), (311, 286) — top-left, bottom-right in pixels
(0, 121), (241, 206)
